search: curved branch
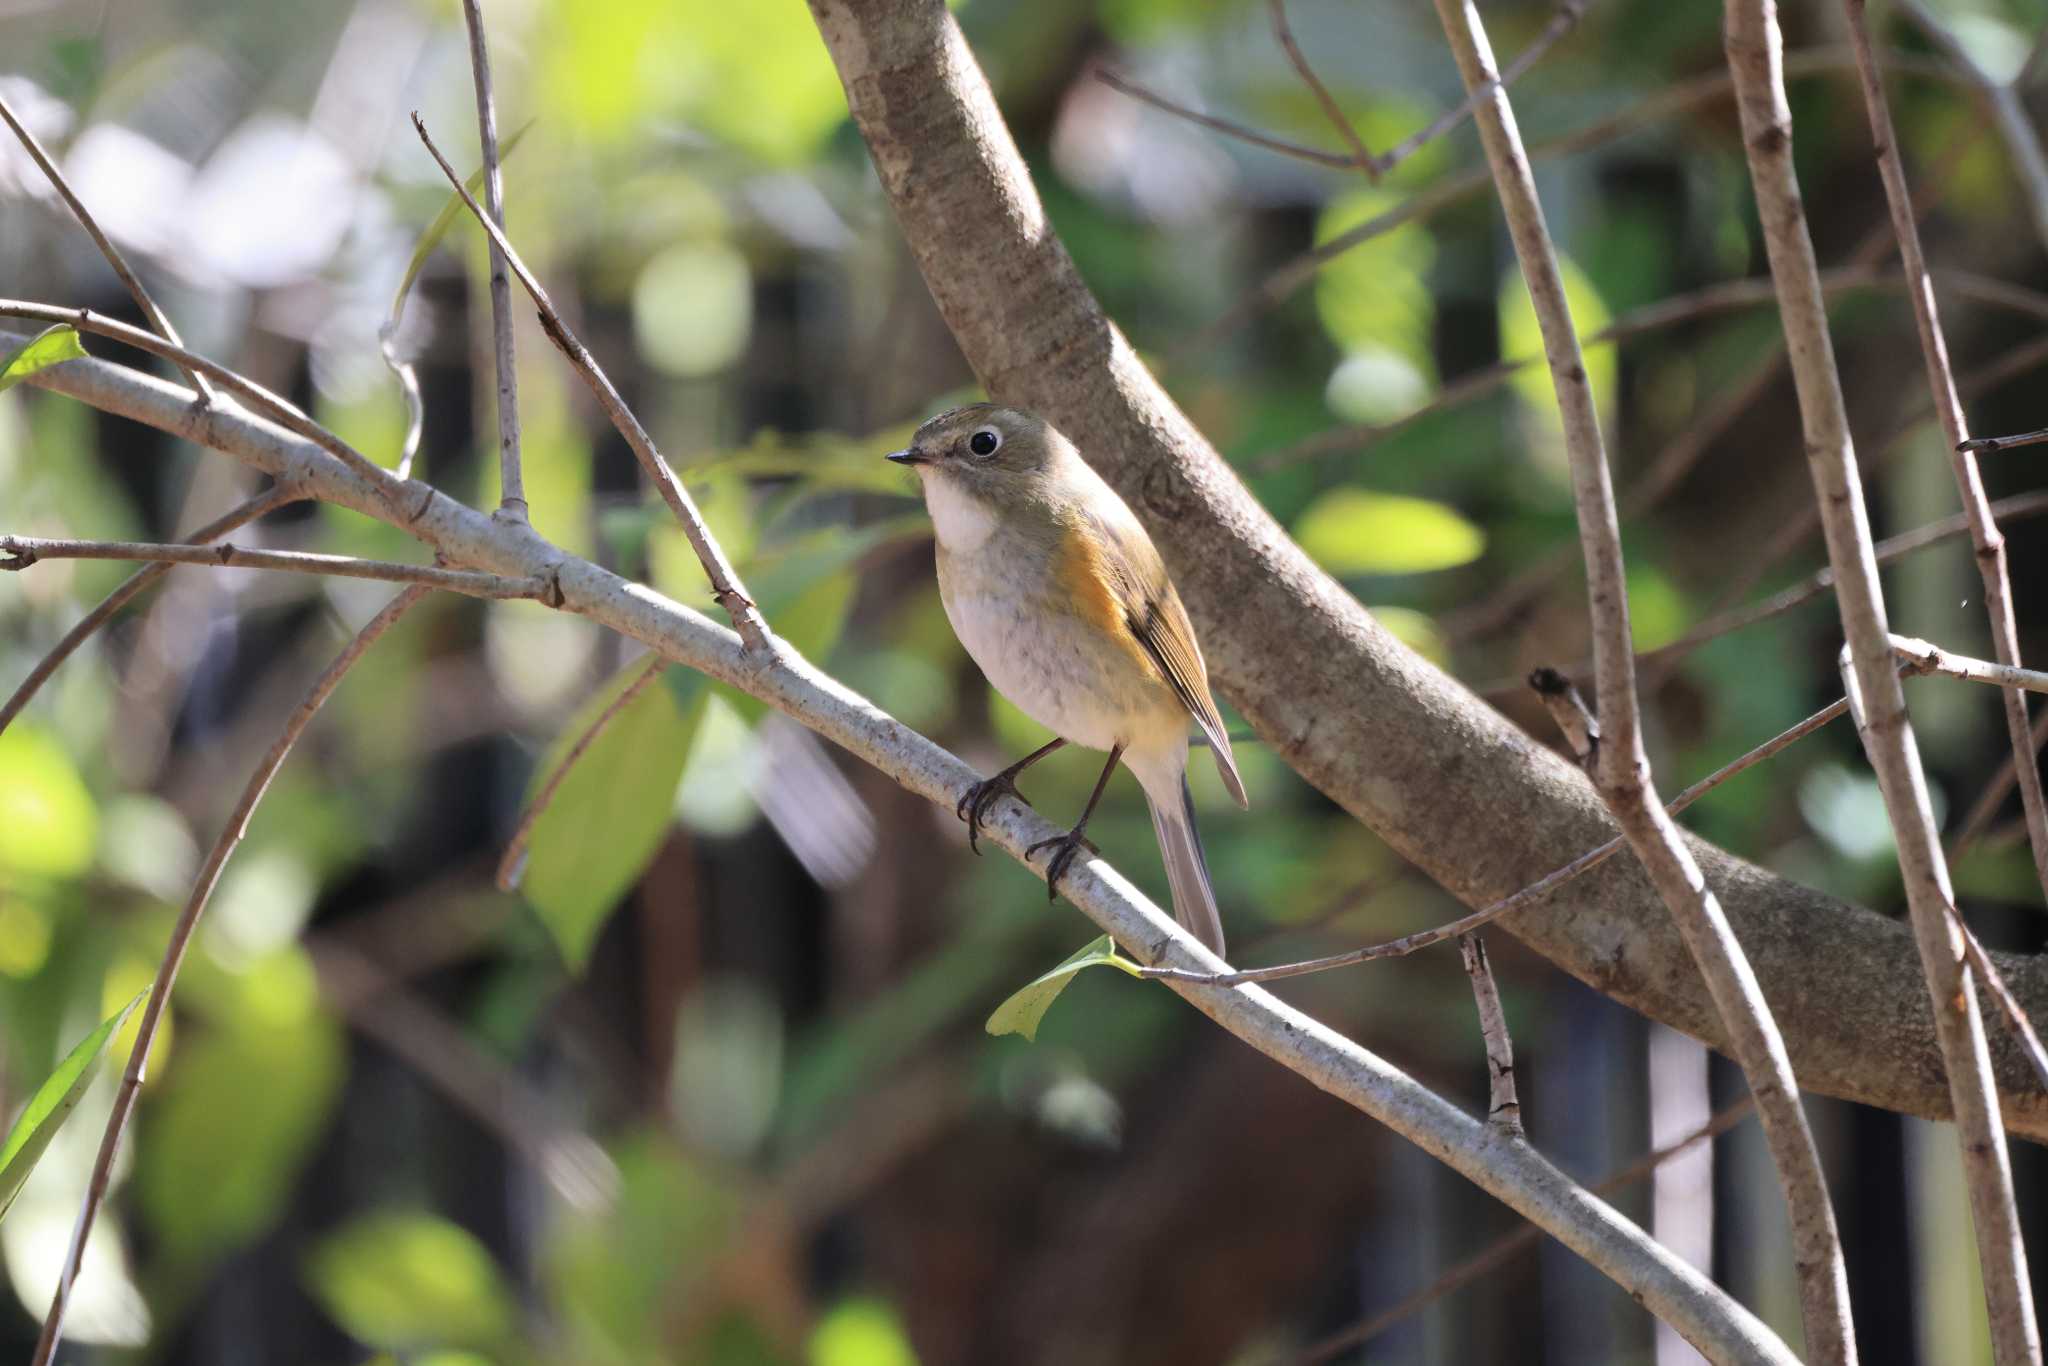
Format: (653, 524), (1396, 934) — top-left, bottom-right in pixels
(797, 0), (2048, 1139)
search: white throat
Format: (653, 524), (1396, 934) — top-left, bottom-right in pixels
(921, 472), (998, 553)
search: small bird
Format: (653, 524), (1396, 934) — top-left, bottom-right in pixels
(888, 404), (1247, 955)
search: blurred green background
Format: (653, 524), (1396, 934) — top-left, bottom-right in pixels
(2, 0), (2047, 1361)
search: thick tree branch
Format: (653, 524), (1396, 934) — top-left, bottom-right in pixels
(799, 0), (2048, 1137)
(1724, 1), (2040, 1358)
(12, 343), (1795, 1365)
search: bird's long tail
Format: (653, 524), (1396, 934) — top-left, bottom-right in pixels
(1144, 772), (1226, 957)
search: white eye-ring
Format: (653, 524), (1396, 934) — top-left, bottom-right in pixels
(967, 427), (1002, 458)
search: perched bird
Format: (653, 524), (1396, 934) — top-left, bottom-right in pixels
(888, 404), (1247, 955)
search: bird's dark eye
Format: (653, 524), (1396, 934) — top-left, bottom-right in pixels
(968, 428), (1001, 457)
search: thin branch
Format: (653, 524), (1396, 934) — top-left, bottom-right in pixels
(0, 92), (217, 404)
(1953, 911), (2048, 1098)
(0, 301), (418, 515)
(1845, 0), (2048, 904)
(409, 114), (772, 654)
(1267, 0), (1377, 170)
(1459, 934), (1522, 1135)
(15, 328), (1801, 1366)
(1437, 0), (1855, 1354)
(1378, 0), (1588, 175)
(31, 584), (430, 1366)
(1292, 1097), (1759, 1365)
(458, 0), (525, 518)
(1186, 45), (1961, 354)
(1094, 69), (1359, 171)
(0, 535), (559, 601)
(1894, 0), (2048, 251)
(497, 652), (667, 891)
(1954, 705), (2048, 859)
(1962, 426), (2048, 453)
(1143, 688), (1857, 987)
(0, 484), (303, 736)
(1890, 634), (2048, 696)
(1725, 2), (2038, 1358)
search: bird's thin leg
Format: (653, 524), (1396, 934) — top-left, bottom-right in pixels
(957, 737), (1067, 853)
(1026, 743), (1124, 899)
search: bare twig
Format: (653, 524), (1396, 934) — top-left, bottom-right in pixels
(0, 534), (559, 601)
(409, 115), (772, 654)
(1845, 0), (2048, 904)
(458, 0), (525, 518)
(1094, 69), (1359, 171)
(31, 584), (430, 1366)
(1726, 1), (2038, 1357)
(0, 484), (303, 735)
(1436, 0), (1855, 1353)
(1291, 1097), (1759, 1364)
(1890, 634), (2048, 696)
(1954, 706), (2048, 859)
(1144, 689), (1856, 987)
(1267, 0), (1377, 169)
(1459, 934), (1522, 1135)
(1894, 0), (2048, 251)
(1953, 913), (2048, 1097)
(1962, 426), (2048, 453)
(497, 652), (667, 890)
(1186, 45), (1960, 353)
(0, 92), (217, 404)
(0, 301), (417, 514)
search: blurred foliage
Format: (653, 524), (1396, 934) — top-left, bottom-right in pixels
(2, 0), (2047, 1360)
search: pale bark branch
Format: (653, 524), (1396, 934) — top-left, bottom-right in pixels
(1891, 635), (2048, 697)
(1844, 0), (2048, 903)
(1436, 0), (1854, 1352)
(1724, 1), (2040, 1357)
(408, 115), (773, 653)
(1459, 934), (1522, 1135)
(16, 335), (1797, 1365)
(30, 584), (430, 1366)
(458, 0), (525, 518)
(0, 92), (217, 404)
(0, 534), (559, 601)
(795, 0), (2048, 1140)
(0, 484), (304, 734)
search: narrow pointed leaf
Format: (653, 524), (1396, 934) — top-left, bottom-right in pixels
(386, 120), (533, 328)
(985, 935), (1142, 1042)
(0, 325), (87, 394)
(0, 989), (146, 1222)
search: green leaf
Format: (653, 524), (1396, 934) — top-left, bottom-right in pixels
(387, 121), (532, 328)
(1292, 489), (1485, 575)
(810, 1296), (920, 1366)
(1497, 252), (1617, 451)
(1314, 189), (1438, 374)
(692, 423), (922, 499)
(521, 660), (706, 971)
(0, 990), (145, 1223)
(985, 936), (1142, 1043)
(0, 324), (87, 393)
(0, 724), (101, 878)
(304, 1210), (518, 1353)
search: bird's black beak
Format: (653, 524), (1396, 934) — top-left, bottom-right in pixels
(885, 448), (926, 465)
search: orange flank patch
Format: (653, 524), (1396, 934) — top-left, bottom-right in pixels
(1055, 522), (1161, 680)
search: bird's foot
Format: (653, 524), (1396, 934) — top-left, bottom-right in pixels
(957, 773), (1030, 854)
(1025, 828), (1100, 900)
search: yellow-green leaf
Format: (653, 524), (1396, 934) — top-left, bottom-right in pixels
(0, 725), (100, 878)
(304, 1211), (517, 1353)
(1293, 489), (1484, 576)
(986, 936), (1143, 1042)
(1497, 253), (1617, 451)
(0, 991), (145, 1223)
(0, 324), (86, 393)
(520, 661), (705, 971)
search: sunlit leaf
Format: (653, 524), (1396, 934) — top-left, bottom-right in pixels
(1292, 489), (1484, 576)
(692, 423), (922, 499)
(810, 1296), (920, 1366)
(304, 1210), (517, 1352)
(633, 242), (752, 377)
(1314, 189), (1437, 375)
(986, 935), (1143, 1042)
(0, 991), (144, 1223)
(1497, 253), (1617, 475)
(0, 725), (100, 878)
(1369, 605), (1448, 666)
(0, 325), (86, 393)
(386, 121), (532, 327)
(138, 948), (343, 1263)
(520, 660), (706, 971)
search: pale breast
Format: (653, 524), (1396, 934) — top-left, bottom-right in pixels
(936, 529), (1179, 755)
